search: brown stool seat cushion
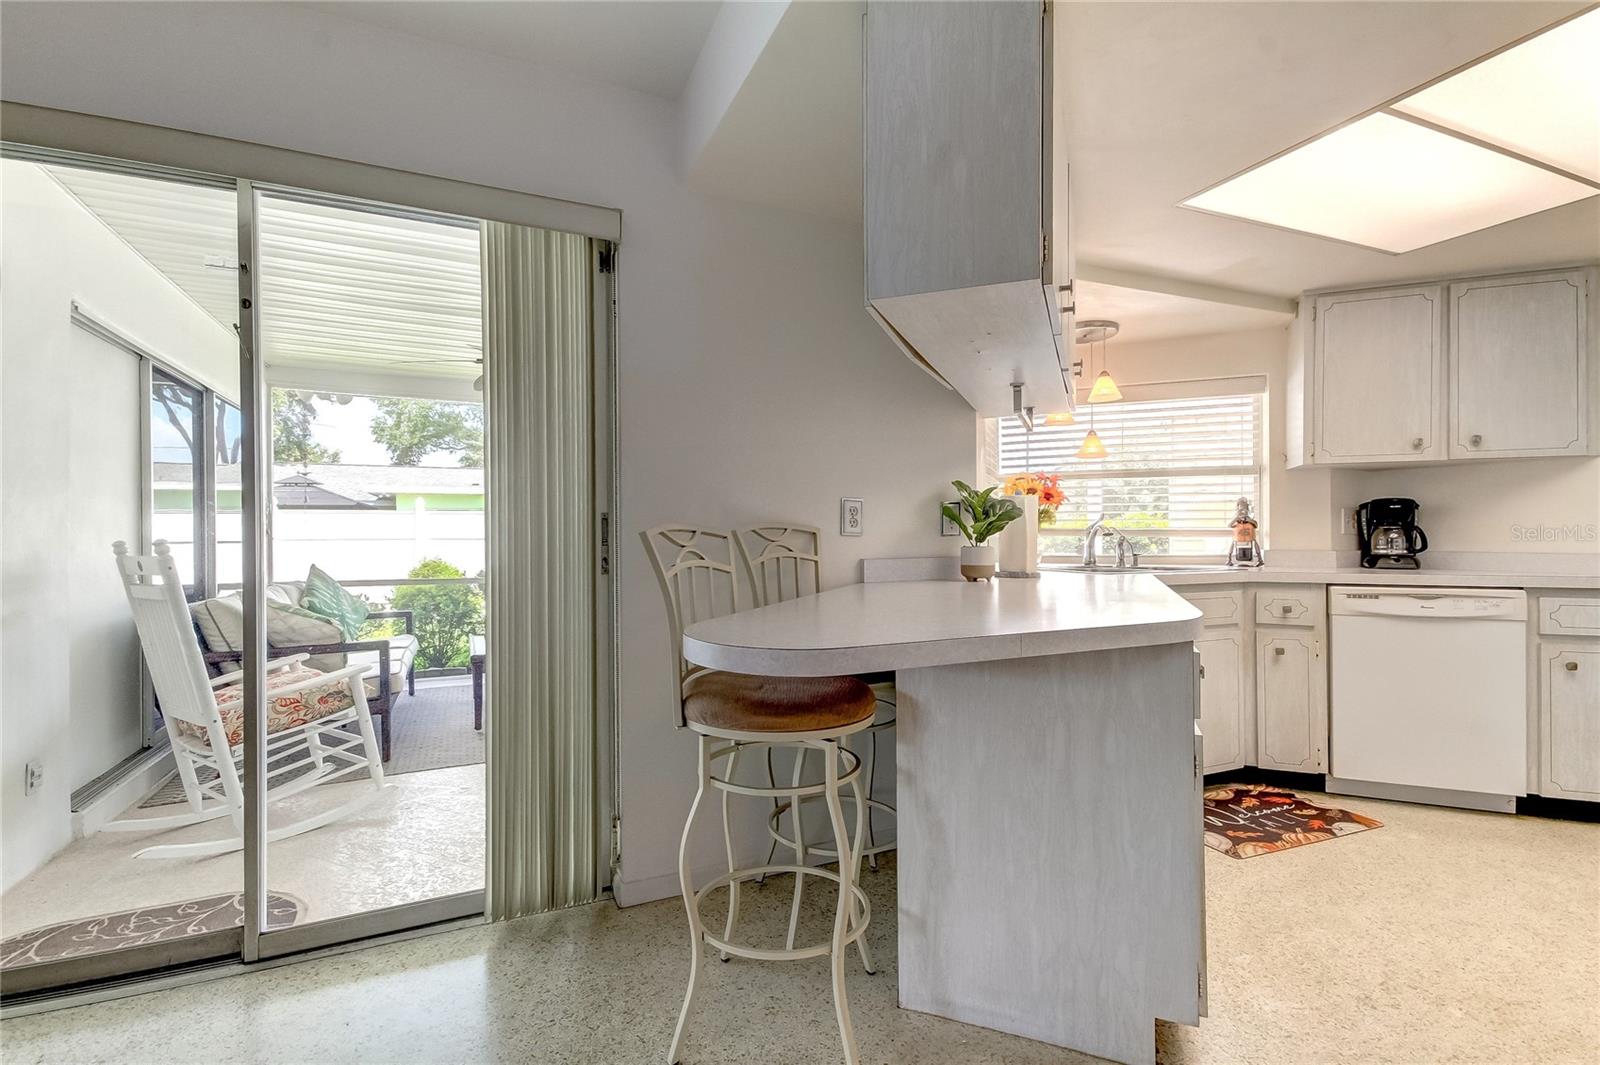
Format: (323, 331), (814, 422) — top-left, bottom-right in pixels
(683, 671), (876, 733)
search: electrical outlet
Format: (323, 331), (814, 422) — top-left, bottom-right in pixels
(1339, 507), (1357, 536)
(24, 760), (43, 796)
(840, 497), (864, 537)
(940, 501), (961, 536)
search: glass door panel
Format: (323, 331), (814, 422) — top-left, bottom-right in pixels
(0, 152), (243, 994)
(253, 187), (485, 953)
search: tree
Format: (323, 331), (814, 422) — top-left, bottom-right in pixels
(272, 390), (341, 465)
(370, 398), (484, 467)
(390, 558), (484, 669)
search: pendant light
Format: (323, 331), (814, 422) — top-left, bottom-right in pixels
(1044, 411), (1075, 426)
(1078, 320), (1122, 404)
(1073, 320), (1120, 459)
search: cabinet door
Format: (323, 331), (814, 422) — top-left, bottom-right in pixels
(1313, 285), (1444, 463)
(1256, 629), (1326, 772)
(1451, 269), (1590, 458)
(1197, 635), (1245, 772)
(1540, 642), (1600, 801)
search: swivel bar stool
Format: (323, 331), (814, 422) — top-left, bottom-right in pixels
(734, 524), (898, 893)
(641, 525), (876, 1065)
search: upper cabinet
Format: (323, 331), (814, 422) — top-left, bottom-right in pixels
(1311, 284), (1445, 464)
(1289, 265), (1598, 468)
(863, 0), (1071, 417)
(1451, 269), (1590, 458)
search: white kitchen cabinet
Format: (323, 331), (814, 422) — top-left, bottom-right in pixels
(1288, 265), (1598, 468)
(1196, 635), (1247, 772)
(1538, 627), (1600, 803)
(1310, 285), (1445, 464)
(1451, 268), (1591, 459)
(863, 0), (1071, 416)
(1255, 630), (1326, 773)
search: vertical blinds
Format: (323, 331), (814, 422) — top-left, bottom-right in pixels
(996, 393), (1263, 538)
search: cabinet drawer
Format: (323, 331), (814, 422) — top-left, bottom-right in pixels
(1256, 590), (1320, 627)
(1180, 590), (1244, 628)
(1539, 596), (1600, 638)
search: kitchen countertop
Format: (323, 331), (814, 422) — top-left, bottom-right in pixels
(682, 571), (1202, 676)
(860, 554), (1600, 591)
(1123, 566), (1600, 591)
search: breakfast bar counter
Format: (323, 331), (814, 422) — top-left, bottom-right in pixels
(683, 573), (1207, 1065)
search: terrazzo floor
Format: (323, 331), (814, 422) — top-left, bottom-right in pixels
(2, 763), (485, 939)
(3, 792), (1596, 1065)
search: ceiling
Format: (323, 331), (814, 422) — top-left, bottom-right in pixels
(1058, 1), (1599, 299)
(1074, 281), (1292, 346)
(305, 0), (723, 100)
(45, 164), (483, 390)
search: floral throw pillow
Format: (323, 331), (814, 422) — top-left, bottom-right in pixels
(299, 565), (369, 642)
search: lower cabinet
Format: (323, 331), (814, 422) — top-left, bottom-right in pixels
(1179, 582), (1329, 778)
(1196, 635), (1246, 771)
(1255, 629), (1326, 772)
(1538, 638), (1600, 801)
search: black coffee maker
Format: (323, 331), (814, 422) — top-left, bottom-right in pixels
(1357, 497), (1428, 569)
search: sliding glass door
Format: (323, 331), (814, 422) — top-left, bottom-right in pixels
(1, 137), (615, 999)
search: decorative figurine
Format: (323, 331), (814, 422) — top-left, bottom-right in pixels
(1226, 497), (1265, 568)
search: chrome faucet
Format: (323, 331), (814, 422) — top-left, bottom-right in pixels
(1082, 517), (1110, 566)
(1084, 517), (1139, 568)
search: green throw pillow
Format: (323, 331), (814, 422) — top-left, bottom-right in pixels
(299, 565), (369, 642)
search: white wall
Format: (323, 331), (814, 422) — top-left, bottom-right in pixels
(0, 159), (238, 891)
(0, 2), (976, 903)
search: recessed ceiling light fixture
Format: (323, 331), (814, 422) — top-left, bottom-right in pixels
(1181, 7), (1600, 254)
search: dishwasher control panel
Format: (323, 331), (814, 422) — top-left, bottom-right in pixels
(1329, 587), (1527, 621)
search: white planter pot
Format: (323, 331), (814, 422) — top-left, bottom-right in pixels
(960, 544), (998, 582)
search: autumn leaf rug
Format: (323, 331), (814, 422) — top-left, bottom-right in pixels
(1203, 784), (1383, 859)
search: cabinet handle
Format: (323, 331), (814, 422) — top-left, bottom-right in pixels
(1567, 661), (1580, 672)
(1411, 437), (1424, 450)
(1281, 604), (1293, 615)
(1469, 434), (1483, 447)
(1274, 646), (1286, 656)
(1199, 664), (1207, 679)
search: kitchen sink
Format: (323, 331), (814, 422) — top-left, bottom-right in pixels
(1047, 563), (1234, 575)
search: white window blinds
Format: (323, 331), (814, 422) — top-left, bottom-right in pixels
(996, 392), (1264, 558)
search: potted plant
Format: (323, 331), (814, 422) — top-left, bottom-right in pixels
(942, 481), (1022, 581)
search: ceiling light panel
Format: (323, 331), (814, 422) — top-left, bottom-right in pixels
(1391, 8), (1600, 183)
(1182, 111), (1597, 253)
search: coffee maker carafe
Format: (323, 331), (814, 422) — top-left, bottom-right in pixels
(1357, 497), (1428, 569)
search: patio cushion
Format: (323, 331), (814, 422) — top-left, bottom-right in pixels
(191, 591), (344, 656)
(349, 634), (418, 700)
(299, 565), (369, 641)
(177, 664), (356, 748)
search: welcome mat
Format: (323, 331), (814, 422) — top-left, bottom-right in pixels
(0, 892), (300, 969)
(1204, 784), (1382, 859)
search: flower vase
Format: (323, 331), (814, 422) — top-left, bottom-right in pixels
(997, 494), (1040, 577)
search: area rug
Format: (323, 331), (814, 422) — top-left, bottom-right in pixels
(0, 892), (300, 969)
(1203, 784), (1382, 859)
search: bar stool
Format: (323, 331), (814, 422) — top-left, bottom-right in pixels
(734, 525), (898, 880)
(641, 525), (876, 1065)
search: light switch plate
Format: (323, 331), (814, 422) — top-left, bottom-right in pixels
(940, 501), (961, 537)
(840, 497), (864, 537)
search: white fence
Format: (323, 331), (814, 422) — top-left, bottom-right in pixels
(154, 501), (485, 588)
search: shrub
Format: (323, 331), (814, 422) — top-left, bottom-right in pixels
(391, 558), (484, 669)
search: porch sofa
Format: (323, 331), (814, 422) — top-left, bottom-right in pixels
(189, 581), (417, 761)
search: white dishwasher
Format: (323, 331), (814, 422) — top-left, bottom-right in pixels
(1328, 586), (1527, 812)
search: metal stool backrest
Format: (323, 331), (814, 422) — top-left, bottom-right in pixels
(734, 524), (822, 607)
(640, 525), (740, 728)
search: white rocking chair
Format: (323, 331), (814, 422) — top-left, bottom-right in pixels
(104, 540), (389, 859)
